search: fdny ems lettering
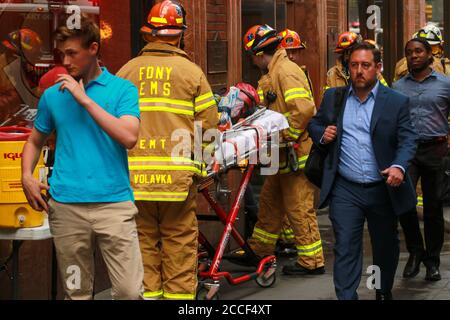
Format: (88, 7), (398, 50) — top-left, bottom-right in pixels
(139, 139), (166, 150)
(138, 66), (173, 96)
(134, 174), (173, 185)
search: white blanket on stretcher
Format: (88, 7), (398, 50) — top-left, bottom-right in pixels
(214, 110), (289, 167)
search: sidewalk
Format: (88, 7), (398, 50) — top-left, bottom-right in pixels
(218, 213), (450, 300)
(95, 212), (450, 300)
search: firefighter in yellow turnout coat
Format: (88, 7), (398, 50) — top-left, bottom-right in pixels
(275, 29), (318, 253)
(326, 32), (389, 93)
(394, 24), (450, 82)
(117, 0), (217, 299)
(241, 25), (325, 275)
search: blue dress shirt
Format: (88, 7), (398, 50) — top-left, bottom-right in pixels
(338, 81), (384, 183)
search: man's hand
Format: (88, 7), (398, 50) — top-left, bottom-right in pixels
(56, 74), (90, 106)
(322, 125), (337, 144)
(22, 175), (50, 212)
(381, 167), (404, 187)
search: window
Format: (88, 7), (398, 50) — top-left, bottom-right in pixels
(347, 0), (385, 60)
(130, 0), (154, 57)
(425, 0), (445, 49)
(425, 0), (444, 27)
(241, 0), (286, 88)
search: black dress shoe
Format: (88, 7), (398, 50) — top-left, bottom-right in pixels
(425, 265), (441, 281)
(376, 292), (393, 300)
(282, 262), (325, 275)
(403, 253), (423, 278)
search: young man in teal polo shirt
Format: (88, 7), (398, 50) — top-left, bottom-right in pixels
(21, 17), (143, 300)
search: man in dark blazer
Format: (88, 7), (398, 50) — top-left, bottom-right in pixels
(308, 42), (418, 300)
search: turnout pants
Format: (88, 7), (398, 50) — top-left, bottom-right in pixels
(248, 172), (324, 269)
(135, 184), (198, 300)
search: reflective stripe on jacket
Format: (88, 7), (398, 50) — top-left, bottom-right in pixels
(257, 49), (315, 174)
(117, 42), (217, 201)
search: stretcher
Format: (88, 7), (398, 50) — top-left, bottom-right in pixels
(196, 108), (289, 300)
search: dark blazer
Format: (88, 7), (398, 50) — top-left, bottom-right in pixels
(307, 84), (418, 216)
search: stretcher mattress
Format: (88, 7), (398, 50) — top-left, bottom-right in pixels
(213, 109), (289, 168)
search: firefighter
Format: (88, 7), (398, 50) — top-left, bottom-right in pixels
(394, 23), (450, 82)
(278, 29), (315, 98)
(0, 28), (43, 126)
(325, 31), (388, 93)
(236, 24), (325, 275)
(275, 29), (316, 256)
(116, 0), (217, 300)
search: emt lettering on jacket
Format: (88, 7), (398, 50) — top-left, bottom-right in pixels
(139, 139), (167, 150)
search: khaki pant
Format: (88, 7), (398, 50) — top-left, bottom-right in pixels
(248, 172), (325, 269)
(135, 184), (198, 300)
(48, 199), (144, 300)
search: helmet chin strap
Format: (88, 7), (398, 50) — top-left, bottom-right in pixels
(176, 32), (184, 49)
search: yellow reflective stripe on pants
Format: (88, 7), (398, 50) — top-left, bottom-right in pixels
(139, 98), (194, 116)
(283, 228), (294, 235)
(298, 155), (308, 170)
(195, 92), (216, 112)
(143, 290), (163, 299)
(134, 191), (189, 202)
(282, 228), (295, 239)
(163, 292), (195, 300)
(287, 127), (304, 140)
(279, 155), (309, 173)
(296, 240), (323, 257)
(284, 87), (312, 102)
(254, 234), (278, 245)
(253, 227), (278, 245)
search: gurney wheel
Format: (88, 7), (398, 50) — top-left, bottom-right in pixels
(255, 271), (276, 288)
(196, 287), (220, 300)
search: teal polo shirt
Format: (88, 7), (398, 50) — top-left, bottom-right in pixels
(34, 67), (140, 203)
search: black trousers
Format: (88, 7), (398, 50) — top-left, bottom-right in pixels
(399, 140), (447, 267)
